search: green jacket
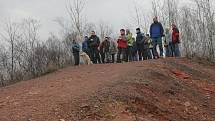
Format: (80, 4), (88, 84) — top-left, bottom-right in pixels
(126, 33), (134, 47)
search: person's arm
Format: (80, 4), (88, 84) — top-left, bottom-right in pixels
(160, 23), (164, 37)
(97, 37), (100, 47)
(150, 24), (153, 37)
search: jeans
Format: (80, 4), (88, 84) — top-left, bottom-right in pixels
(169, 42), (181, 57)
(174, 43), (181, 57)
(152, 37), (163, 58)
(137, 45), (144, 61)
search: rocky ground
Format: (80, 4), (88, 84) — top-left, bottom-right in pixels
(0, 58), (215, 121)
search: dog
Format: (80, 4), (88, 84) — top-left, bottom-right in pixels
(80, 52), (93, 65)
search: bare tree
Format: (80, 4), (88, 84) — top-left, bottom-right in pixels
(67, 0), (86, 40)
(97, 21), (113, 40)
(1, 21), (21, 81)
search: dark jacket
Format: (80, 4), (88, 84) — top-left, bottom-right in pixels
(82, 38), (89, 53)
(88, 35), (100, 49)
(132, 41), (137, 53)
(72, 42), (80, 53)
(100, 40), (110, 53)
(136, 32), (144, 45)
(150, 22), (164, 38)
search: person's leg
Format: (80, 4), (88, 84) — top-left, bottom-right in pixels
(112, 54), (115, 63)
(157, 37), (163, 57)
(146, 49), (150, 60)
(138, 46), (143, 61)
(142, 49), (146, 60)
(152, 38), (158, 58)
(101, 52), (105, 63)
(91, 48), (95, 64)
(149, 49), (152, 59)
(149, 49), (153, 59)
(122, 48), (126, 62)
(166, 46), (170, 57)
(128, 46), (132, 62)
(169, 43), (173, 57)
(105, 52), (111, 63)
(124, 47), (129, 62)
(77, 52), (80, 65)
(172, 44), (176, 57)
(89, 49), (93, 62)
(95, 49), (101, 64)
(117, 48), (122, 63)
(73, 53), (79, 65)
(174, 43), (181, 57)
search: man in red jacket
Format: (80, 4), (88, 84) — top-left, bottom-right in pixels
(172, 24), (181, 57)
(117, 29), (128, 63)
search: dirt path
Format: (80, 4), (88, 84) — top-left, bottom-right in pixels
(0, 58), (215, 121)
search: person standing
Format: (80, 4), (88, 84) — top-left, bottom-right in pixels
(126, 29), (134, 62)
(132, 37), (138, 61)
(72, 40), (80, 66)
(150, 17), (164, 59)
(164, 28), (172, 57)
(172, 24), (181, 57)
(82, 36), (89, 56)
(143, 34), (152, 60)
(100, 37), (111, 63)
(146, 34), (154, 59)
(109, 38), (117, 63)
(88, 31), (101, 64)
(136, 28), (145, 61)
(117, 29), (128, 63)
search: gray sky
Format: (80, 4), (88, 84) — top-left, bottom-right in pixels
(0, 0), (187, 40)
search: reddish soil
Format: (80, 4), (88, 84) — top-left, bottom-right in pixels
(0, 58), (215, 121)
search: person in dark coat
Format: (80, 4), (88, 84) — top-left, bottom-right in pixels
(88, 31), (101, 64)
(150, 17), (164, 58)
(100, 37), (111, 63)
(72, 40), (80, 66)
(82, 36), (89, 56)
(136, 28), (145, 61)
(132, 38), (138, 61)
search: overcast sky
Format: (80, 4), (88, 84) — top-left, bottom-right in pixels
(0, 0), (187, 40)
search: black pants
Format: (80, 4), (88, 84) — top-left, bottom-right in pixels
(137, 45), (144, 61)
(90, 48), (101, 64)
(73, 52), (80, 66)
(143, 49), (151, 60)
(100, 52), (105, 63)
(111, 54), (115, 63)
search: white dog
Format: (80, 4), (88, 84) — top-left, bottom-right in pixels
(80, 52), (93, 65)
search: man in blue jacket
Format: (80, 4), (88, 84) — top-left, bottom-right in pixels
(82, 36), (89, 56)
(150, 17), (164, 58)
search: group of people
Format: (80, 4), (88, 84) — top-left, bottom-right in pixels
(72, 17), (181, 65)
